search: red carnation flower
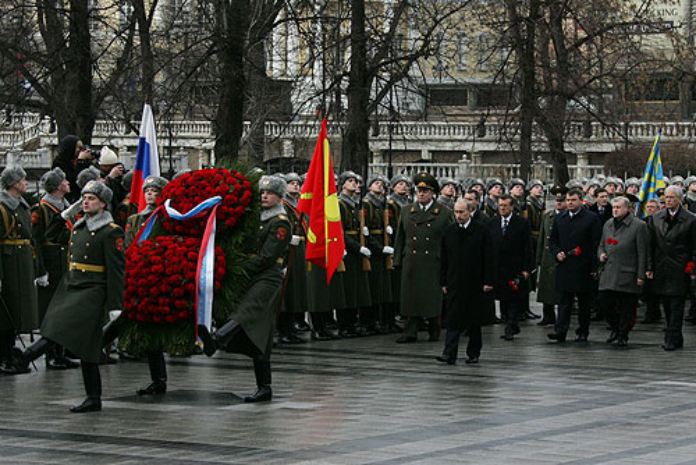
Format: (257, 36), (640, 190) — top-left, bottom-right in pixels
(685, 261), (695, 274)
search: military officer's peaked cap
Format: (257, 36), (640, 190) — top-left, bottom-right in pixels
(549, 184), (568, 199)
(143, 176), (168, 192)
(413, 172), (439, 191)
(0, 166), (27, 190)
(624, 193), (640, 204)
(259, 175), (287, 198)
(82, 180), (113, 206)
(40, 167), (66, 193)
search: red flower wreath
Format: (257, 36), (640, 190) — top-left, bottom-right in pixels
(123, 236), (226, 325)
(158, 168), (253, 236)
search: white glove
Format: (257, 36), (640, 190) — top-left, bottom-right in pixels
(282, 267), (288, 276)
(343, 250), (347, 258)
(61, 200), (82, 221)
(382, 246), (394, 255)
(35, 274), (49, 287)
(359, 246), (372, 257)
(109, 310), (122, 321)
(386, 225), (394, 235)
(363, 226), (369, 236)
(290, 235), (301, 246)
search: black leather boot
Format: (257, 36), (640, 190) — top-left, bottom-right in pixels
(102, 314), (126, 348)
(244, 358), (272, 403)
(47, 345), (80, 370)
(11, 337), (53, 374)
(199, 320), (241, 357)
(71, 363), (102, 413)
(137, 352), (167, 395)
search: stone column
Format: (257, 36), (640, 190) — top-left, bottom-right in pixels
(576, 153), (589, 179)
(457, 154), (471, 179)
(532, 155), (547, 181)
(420, 148), (432, 160)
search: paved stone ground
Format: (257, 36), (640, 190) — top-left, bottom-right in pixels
(3, 302), (696, 465)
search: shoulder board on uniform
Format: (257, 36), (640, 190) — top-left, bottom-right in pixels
(433, 207), (439, 214)
(410, 206), (416, 213)
(110, 222), (122, 229)
(387, 198), (395, 205)
(277, 214), (288, 221)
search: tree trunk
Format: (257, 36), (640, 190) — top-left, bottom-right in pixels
(132, 0), (155, 104)
(214, 0), (249, 167)
(342, 0), (370, 179)
(517, 0), (539, 181)
(245, 37), (267, 165)
(547, 129), (569, 186)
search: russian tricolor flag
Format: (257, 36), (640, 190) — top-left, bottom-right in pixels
(130, 104), (161, 213)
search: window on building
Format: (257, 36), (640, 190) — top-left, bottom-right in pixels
(626, 74), (680, 101)
(119, 0), (134, 29)
(428, 86), (468, 106)
(476, 32), (492, 71)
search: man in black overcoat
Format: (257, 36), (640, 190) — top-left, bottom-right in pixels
(548, 189), (602, 342)
(437, 199), (494, 364)
(488, 194), (532, 340)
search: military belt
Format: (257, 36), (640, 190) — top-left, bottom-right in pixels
(369, 229), (383, 234)
(0, 239), (31, 246)
(69, 262), (106, 273)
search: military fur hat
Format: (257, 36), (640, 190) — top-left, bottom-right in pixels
(486, 177), (504, 191)
(508, 178), (526, 190)
(367, 175), (386, 189)
(566, 179), (583, 189)
(439, 177), (458, 189)
(469, 178), (485, 189)
(285, 172), (302, 184)
(338, 171), (359, 188)
(672, 175), (685, 185)
(663, 176), (671, 186)
(685, 176), (696, 187)
(81, 180), (113, 206)
(587, 178), (601, 189)
(259, 175), (287, 197)
(40, 167), (66, 193)
(413, 172), (439, 191)
(602, 177), (617, 188)
(143, 176), (168, 193)
(355, 174), (363, 184)
(527, 179), (544, 190)
(121, 171), (134, 191)
(625, 177), (641, 188)
(390, 174), (410, 187)
(77, 166), (101, 188)
(0, 166), (26, 190)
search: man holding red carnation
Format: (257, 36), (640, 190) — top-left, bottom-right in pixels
(199, 174), (291, 403)
(548, 188), (602, 343)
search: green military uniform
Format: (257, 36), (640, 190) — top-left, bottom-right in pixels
(281, 198), (308, 314)
(536, 209), (561, 306)
(338, 193), (372, 310)
(40, 212), (125, 364)
(226, 204), (291, 356)
(0, 191), (39, 333)
(363, 192), (393, 305)
(124, 205), (155, 248)
(394, 200), (453, 319)
(387, 195), (406, 311)
(32, 195), (71, 322)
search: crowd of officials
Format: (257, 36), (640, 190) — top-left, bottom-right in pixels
(1, 134), (696, 412)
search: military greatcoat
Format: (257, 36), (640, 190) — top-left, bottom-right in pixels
(363, 193), (392, 305)
(281, 197), (308, 314)
(41, 212), (125, 363)
(536, 209), (561, 305)
(227, 205), (291, 356)
(394, 201), (453, 318)
(0, 191), (39, 333)
(32, 194), (71, 322)
(339, 194), (371, 309)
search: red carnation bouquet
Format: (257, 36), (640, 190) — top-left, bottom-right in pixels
(119, 167), (262, 356)
(123, 236), (226, 325)
(567, 246), (582, 256)
(158, 168), (253, 236)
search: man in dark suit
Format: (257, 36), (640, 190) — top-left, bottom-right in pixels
(646, 186), (696, 350)
(488, 194), (532, 340)
(589, 188), (612, 224)
(437, 199), (495, 364)
(548, 189), (602, 342)
(464, 189), (490, 225)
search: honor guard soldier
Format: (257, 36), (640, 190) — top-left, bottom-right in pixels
(15, 181), (125, 412)
(0, 166), (40, 375)
(484, 178), (504, 217)
(438, 178), (458, 211)
(389, 174), (412, 208)
(337, 171), (372, 337)
(278, 172), (310, 343)
(394, 172), (453, 343)
(198, 175), (291, 402)
(362, 176), (394, 333)
(124, 176), (168, 248)
(32, 167), (79, 370)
